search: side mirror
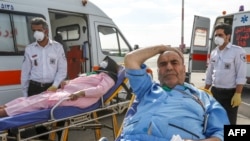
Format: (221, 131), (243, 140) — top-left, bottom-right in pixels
(134, 44), (139, 50)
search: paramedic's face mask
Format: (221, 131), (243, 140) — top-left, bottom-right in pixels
(214, 29), (229, 46)
(214, 36), (224, 46)
(34, 31), (45, 42)
(32, 24), (47, 42)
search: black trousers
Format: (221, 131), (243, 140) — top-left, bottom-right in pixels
(28, 81), (52, 139)
(211, 87), (238, 125)
(28, 80), (52, 96)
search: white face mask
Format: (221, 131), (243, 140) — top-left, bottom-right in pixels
(214, 36), (224, 46)
(33, 31), (45, 41)
(100, 61), (108, 69)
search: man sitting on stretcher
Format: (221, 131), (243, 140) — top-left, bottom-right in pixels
(0, 56), (119, 117)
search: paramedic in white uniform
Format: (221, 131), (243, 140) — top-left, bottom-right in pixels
(20, 17), (67, 139)
(21, 17), (67, 97)
(205, 23), (247, 125)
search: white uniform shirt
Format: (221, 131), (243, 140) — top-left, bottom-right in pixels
(21, 39), (67, 96)
(205, 43), (247, 88)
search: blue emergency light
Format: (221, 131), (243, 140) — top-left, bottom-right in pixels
(239, 5), (244, 12)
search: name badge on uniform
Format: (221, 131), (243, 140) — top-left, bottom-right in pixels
(48, 54), (56, 65)
(32, 54), (38, 66)
(224, 63), (231, 69)
(50, 58), (56, 64)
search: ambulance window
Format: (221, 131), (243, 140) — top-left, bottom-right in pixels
(56, 25), (80, 41)
(215, 17), (233, 25)
(233, 26), (250, 47)
(13, 15), (30, 52)
(193, 28), (208, 47)
(0, 13), (41, 55)
(98, 26), (130, 57)
(0, 13), (14, 52)
(224, 18), (233, 25)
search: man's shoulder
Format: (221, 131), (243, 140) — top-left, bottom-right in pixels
(211, 47), (218, 53)
(50, 40), (64, 49)
(231, 44), (245, 50)
(231, 44), (240, 48)
(184, 83), (197, 92)
(184, 83), (211, 96)
(51, 39), (60, 45)
(25, 42), (37, 50)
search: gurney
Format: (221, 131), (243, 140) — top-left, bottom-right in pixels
(0, 65), (131, 141)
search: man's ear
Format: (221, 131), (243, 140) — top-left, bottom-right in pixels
(45, 29), (49, 37)
(226, 34), (231, 42)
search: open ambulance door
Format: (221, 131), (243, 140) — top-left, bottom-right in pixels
(188, 15), (210, 75)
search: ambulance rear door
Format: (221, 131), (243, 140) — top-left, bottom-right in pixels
(230, 11), (250, 84)
(188, 15), (210, 73)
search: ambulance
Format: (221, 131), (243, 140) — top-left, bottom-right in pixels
(188, 5), (250, 87)
(0, 0), (133, 104)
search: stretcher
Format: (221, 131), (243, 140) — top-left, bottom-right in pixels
(98, 93), (137, 141)
(0, 65), (131, 141)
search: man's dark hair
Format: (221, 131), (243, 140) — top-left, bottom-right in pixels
(30, 17), (48, 30)
(214, 23), (232, 35)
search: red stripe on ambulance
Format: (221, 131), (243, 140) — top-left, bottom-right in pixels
(0, 70), (21, 86)
(192, 54), (207, 61)
(247, 55), (250, 63)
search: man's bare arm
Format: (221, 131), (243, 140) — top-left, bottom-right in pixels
(124, 45), (171, 69)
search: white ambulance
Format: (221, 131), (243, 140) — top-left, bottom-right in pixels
(0, 0), (133, 104)
(188, 5), (250, 87)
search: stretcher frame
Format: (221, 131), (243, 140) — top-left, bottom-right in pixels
(0, 66), (131, 141)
